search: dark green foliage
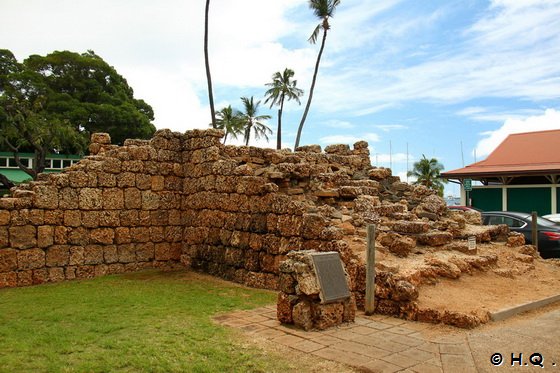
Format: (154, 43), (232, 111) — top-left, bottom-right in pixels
(0, 49), (155, 184)
(240, 96), (272, 146)
(407, 154), (448, 196)
(264, 68), (303, 149)
(22, 50), (155, 145)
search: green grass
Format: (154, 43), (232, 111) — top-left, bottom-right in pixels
(0, 270), (291, 373)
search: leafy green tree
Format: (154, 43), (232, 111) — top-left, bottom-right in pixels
(0, 50), (85, 187)
(204, 0), (216, 128)
(23, 50), (155, 145)
(407, 154), (448, 196)
(294, 0), (340, 149)
(214, 105), (244, 144)
(239, 96), (271, 146)
(264, 68), (303, 150)
(0, 49), (155, 187)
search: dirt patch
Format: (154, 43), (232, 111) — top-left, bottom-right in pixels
(348, 233), (560, 323)
(416, 243), (560, 316)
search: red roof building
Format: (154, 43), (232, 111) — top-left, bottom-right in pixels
(442, 129), (560, 214)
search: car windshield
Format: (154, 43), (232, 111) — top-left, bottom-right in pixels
(519, 214), (560, 228)
(538, 216), (560, 227)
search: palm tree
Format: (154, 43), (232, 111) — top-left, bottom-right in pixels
(264, 68), (304, 150)
(204, 0), (216, 128)
(214, 105), (244, 144)
(294, 0), (340, 149)
(239, 96), (272, 146)
(407, 155), (448, 196)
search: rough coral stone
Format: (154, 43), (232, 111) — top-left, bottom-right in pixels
(378, 232), (416, 257)
(441, 310), (482, 329)
(48, 267), (65, 283)
(79, 188), (103, 210)
(136, 242), (155, 261)
(292, 300), (314, 331)
(46, 245), (70, 267)
(507, 232), (525, 247)
(0, 227), (8, 249)
(103, 245), (119, 264)
(0, 248), (18, 271)
(33, 185), (59, 209)
(0, 271), (17, 288)
(312, 302), (344, 330)
(90, 228), (115, 245)
(155, 242), (181, 261)
(9, 225), (37, 249)
(425, 258), (462, 279)
(84, 245), (104, 265)
(17, 248), (45, 270)
(58, 188), (79, 210)
(417, 231), (453, 247)
(64, 210), (81, 227)
(391, 280), (419, 301)
(118, 244), (136, 263)
(17, 270), (33, 286)
(91, 132), (111, 145)
(392, 220), (430, 234)
(0, 210), (11, 225)
(277, 292), (298, 324)
(102, 188), (124, 210)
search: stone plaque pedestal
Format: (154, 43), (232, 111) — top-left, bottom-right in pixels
(277, 250), (356, 331)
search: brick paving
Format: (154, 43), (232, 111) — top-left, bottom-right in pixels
(215, 305), (560, 372)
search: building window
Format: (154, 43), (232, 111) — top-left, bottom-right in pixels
(8, 157), (31, 168)
(52, 159), (62, 169)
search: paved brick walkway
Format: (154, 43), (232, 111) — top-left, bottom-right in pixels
(215, 305), (560, 372)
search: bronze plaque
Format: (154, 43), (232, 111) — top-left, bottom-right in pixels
(311, 252), (351, 303)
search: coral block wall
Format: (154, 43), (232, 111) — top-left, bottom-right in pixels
(0, 130), (188, 288)
(0, 129), (368, 290)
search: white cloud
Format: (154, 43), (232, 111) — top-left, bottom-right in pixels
(0, 0), (312, 132)
(373, 152), (412, 164)
(375, 124), (408, 132)
(475, 108), (560, 157)
(319, 133), (380, 146)
(324, 120), (355, 129)
(310, 0), (560, 115)
(456, 107), (544, 122)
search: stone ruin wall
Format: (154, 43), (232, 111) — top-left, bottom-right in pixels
(0, 128), (512, 327)
(0, 130), (189, 287)
(0, 128), (370, 291)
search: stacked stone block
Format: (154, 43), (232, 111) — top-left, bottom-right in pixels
(0, 130), (186, 288)
(180, 131), (361, 290)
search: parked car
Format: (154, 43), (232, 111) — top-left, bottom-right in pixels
(481, 211), (560, 258)
(543, 214), (560, 223)
(448, 205), (482, 212)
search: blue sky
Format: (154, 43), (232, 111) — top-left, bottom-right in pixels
(2, 0), (560, 197)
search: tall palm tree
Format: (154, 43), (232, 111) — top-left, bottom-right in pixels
(407, 155), (447, 196)
(239, 96), (272, 146)
(264, 68), (304, 150)
(294, 0), (340, 149)
(214, 105), (244, 144)
(204, 0), (216, 128)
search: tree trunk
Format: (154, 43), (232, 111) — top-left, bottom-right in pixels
(294, 28), (328, 150)
(276, 95), (284, 150)
(222, 131), (229, 144)
(204, 0), (216, 128)
(0, 173), (14, 190)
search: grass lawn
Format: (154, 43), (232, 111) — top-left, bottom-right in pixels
(0, 270), (296, 372)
